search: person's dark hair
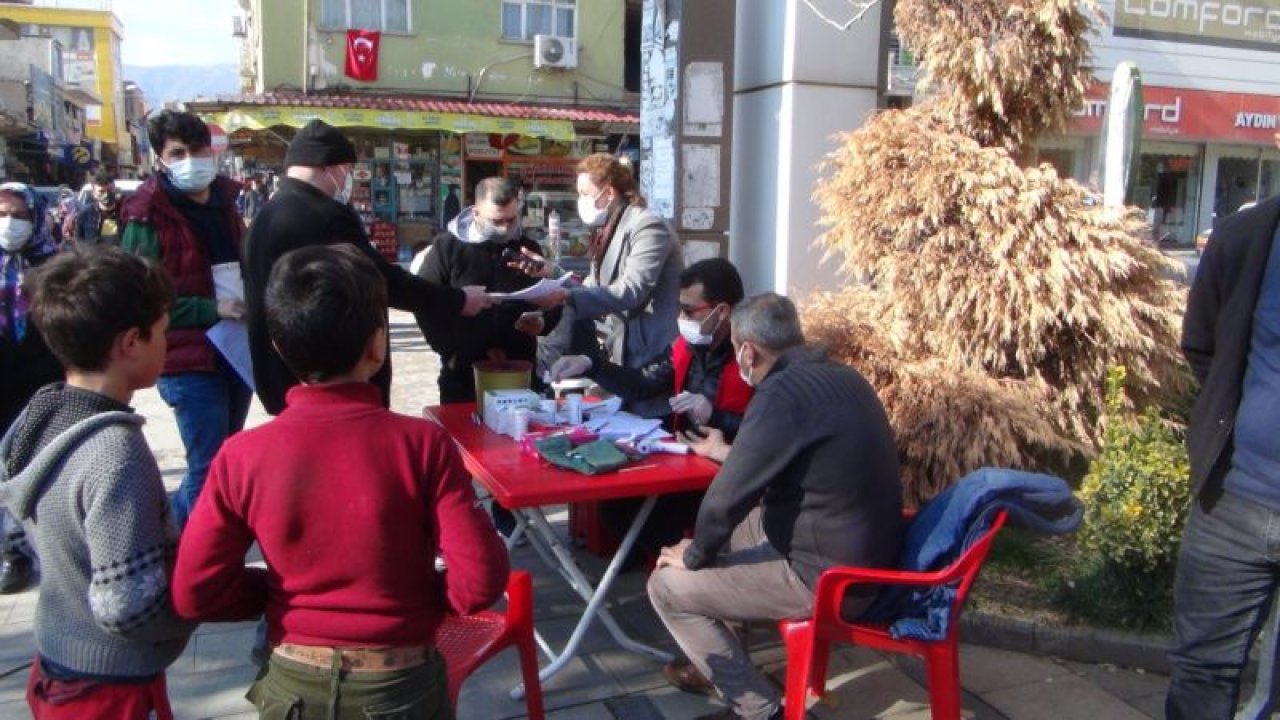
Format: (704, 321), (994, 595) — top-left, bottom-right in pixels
(265, 244), (388, 383)
(731, 292), (805, 354)
(146, 110), (211, 155)
(28, 247), (173, 372)
(91, 168), (114, 187)
(475, 177), (517, 206)
(680, 258), (744, 307)
(576, 153), (646, 209)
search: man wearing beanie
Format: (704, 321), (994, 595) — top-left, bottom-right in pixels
(243, 119), (492, 415)
(121, 109), (252, 530)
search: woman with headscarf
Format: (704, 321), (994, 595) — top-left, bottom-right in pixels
(1, 181), (65, 594)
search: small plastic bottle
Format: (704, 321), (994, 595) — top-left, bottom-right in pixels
(547, 209), (561, 260)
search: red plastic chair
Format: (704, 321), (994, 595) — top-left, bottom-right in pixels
(778, 511), (1007, 720)
(435, 570), (545, 719)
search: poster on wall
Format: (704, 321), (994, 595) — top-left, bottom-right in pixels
(640, 0), (680, 220)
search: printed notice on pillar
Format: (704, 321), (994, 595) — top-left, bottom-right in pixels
(684, 62), (724, 137)
(681, 144), (721, 209)
(651, 137), (677, 219)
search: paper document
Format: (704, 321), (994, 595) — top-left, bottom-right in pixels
(492, 273), (572, 303)
(585, 411), (669, 441)
(207, 319), (255, 391)
(211, 262), (244, 301)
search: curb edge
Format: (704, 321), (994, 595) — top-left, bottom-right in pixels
(960, 611), (1174, 673)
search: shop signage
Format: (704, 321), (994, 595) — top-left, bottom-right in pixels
(1073, 83), (1280, 144)
(202, 107), (576, 142)
(464, 133), (502, 159)
(1113, 0), (1280, 52)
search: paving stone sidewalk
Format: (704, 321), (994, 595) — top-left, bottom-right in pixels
(0, 311), (1182, 719)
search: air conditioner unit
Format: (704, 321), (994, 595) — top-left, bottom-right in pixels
(534, 34), (577, 70)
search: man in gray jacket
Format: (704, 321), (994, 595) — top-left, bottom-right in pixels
(0, 248), (192, 717)
(648, 293), (904, 720)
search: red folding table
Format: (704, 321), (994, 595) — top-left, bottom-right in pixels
(425, 404), (719, 697)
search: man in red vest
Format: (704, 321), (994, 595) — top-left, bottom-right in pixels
(550, 257), (750, 434)
(550, 257), (751, 560)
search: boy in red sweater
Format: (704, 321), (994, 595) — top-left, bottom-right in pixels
(172, 244), (509, 718)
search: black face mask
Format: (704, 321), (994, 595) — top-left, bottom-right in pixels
(97, 193), (118, 210)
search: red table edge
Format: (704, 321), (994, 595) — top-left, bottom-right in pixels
(424, 403), (719, 509)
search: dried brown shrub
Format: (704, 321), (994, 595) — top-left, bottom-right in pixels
(802, 0), (1188, 501)
(894, 0), (1099, 152)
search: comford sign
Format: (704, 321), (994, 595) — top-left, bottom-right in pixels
(1073, 83), (1280, 144)
(1114, 0), (1280, 51)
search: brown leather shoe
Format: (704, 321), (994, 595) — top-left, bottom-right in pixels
(664, 658), (716, 696)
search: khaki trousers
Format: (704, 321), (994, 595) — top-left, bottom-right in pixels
(647, 508), (814, 720)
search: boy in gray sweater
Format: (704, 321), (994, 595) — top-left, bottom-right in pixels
(0, 247), (193, 719)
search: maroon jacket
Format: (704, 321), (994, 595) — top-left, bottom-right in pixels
(121, 175), (243, 374)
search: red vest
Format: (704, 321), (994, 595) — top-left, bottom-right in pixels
(670, 337), (753, 427)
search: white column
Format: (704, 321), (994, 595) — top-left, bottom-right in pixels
(729, 1), (886, 296)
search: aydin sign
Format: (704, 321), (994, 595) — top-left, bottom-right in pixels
(1115, 0), (1280, 51)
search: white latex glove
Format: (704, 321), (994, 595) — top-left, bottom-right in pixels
(550, 354), (592, 382)
(669, 391), (713, 426)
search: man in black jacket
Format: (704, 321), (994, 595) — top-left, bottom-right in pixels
(1167, 193), (1280, 719)
(647, 292), (904, 720)
(414, 177), (546, 402)
(243, 120), (491, 415)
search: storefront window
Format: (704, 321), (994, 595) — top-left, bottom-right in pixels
(1214, 146), (1280, 222)
(1131, 143), (1202, 248)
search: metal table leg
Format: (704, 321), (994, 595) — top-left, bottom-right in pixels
(510, 496), (673, 700)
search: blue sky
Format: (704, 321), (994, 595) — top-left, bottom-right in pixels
(115, 0), (242, 67)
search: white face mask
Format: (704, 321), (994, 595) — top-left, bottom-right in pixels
(327, 167), (354, 204)
(736, 342), (754, 387)
(0, 217), (34, 252)
(164, 156), (217, 192)
(577, 190), (607, 226)
(678, 307), (722, 347)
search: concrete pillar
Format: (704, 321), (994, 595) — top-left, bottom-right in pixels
(729, 1), (888, 295)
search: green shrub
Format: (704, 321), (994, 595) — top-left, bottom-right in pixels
(1054, 554), (1176, 633)
(1077, 366), (1190, 573)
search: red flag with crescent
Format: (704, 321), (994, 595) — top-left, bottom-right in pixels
(345, 29), (380, 82)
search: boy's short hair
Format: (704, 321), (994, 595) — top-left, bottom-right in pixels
(146, 110), (211, 154)
(28, 247), (173, 372)
(265, 245), (388, 383)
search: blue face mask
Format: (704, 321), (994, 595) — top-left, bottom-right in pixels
(164, 156), (216, 192)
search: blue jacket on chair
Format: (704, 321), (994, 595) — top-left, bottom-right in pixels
(864, 468), (1083, 641)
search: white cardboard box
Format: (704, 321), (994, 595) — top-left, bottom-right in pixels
(483, 389), (541, 434)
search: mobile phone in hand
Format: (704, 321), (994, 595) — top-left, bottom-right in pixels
(502, 247), (544, 272)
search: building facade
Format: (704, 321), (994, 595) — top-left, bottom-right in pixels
(0, 0), (132, 178)
(1042, 0), (1280, 247)
(194, 0), (640, 256)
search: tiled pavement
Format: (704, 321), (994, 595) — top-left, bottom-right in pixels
(0, 312), (1180, 719)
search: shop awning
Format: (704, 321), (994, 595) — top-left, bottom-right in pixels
(188, 94), (640, 143)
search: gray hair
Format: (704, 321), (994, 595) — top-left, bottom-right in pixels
(731, 292), (804, 353)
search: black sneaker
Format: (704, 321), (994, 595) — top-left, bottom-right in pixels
(0, 553), (33, 595)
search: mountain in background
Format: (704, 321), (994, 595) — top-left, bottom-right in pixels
(123, 64), (240, 107)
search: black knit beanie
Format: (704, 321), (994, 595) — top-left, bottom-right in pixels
(284, 119), (357, 168)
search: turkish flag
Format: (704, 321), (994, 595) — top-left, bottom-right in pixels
(345, 29), (380, 82)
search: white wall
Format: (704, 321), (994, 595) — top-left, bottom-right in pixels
(1091, 1), (1280, 95)
(730, 0), (884, 297)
